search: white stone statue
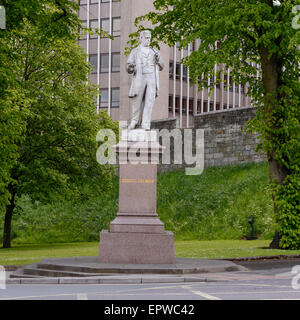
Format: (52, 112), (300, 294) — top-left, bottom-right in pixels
(126, 30), (164, 131)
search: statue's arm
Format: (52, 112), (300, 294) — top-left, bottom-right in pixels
(158, 58), (164, 71)
(126, 49), (136, 74)
(154, 51), (164, 71)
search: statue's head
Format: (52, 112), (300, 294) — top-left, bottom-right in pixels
(140, 30), (151, 47)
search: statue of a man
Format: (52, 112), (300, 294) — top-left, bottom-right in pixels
(126, 30), (164, 130)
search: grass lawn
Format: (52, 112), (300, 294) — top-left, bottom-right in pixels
(175, 240), (300, 259)
(1, 240), (300, 266)
(2, 162), (276, 244)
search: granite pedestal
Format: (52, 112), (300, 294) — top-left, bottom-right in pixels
(98, 130), (175, 264)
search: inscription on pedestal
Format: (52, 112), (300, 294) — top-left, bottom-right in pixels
(121, 178), (155, 184)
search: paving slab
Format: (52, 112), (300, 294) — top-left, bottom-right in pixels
(141, 277), (184, 283)
(6, 278), (21, 284)
(20, 278), (59, 284)
(59, 277), (100, 284)
(99, 277), (142, 284)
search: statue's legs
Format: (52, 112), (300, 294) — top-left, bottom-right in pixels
(128, 79), (147, 129)
(141, 74), (156, 130)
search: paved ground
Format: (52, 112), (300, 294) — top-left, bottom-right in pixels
(1, 259), (299, 301)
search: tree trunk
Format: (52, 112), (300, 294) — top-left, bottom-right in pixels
(2, 191), (16, 248)
(258, 44), (288, 249)
(268, 154), (289, 248)
(269, 230), (281, 249)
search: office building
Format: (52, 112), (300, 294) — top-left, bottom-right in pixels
(78, 0), (252, 128)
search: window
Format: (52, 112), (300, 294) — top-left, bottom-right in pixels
(197, 100), (215, 113)
(89, 54), (98, 74)
(175, 96), (180, 112)
(90, 20), (98, 38)
(168, 95), (173, 112)
(100, 89), (108, 108)
(80, 0), (120, 4)
(101, 19), (109, 34)
(197, 100), (202, 114)
(100, 88), (120, 108)
(182, 65), (187, 81)
(112, 18), (120, 37)
(182, 98), (187, 112)
(111, 88), (120, 107)
(169, 61), (174, 79)
(80, 21), (87, 37)
(176, 63), (180, 80)
(224, 74), (233, 92)
(215, 72), (222, 89)
(112, 53), (120, 72)
(234, 83), (240, 93)
(189, 99), (194, 114)
(100, 54), (109, 73)
(191, 41), (196, 52)
(241, 84), (245, 94)
(100, 53), (120, 73)
(100, 17), (120, 37)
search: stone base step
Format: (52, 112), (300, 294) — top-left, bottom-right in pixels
(10, 273), (44, 279)
(9, 257), (246, 279)
(36, 263), (116, 274)
(18, 267), (106, 278)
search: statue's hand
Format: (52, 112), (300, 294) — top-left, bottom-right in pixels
(127, 63), (136, 74)
(155, 52), (160, 63)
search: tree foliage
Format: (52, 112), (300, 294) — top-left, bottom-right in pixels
(131, 0), (300, 249)
(0, 0), (82, 206)
(0, 1), (119, 247)
(6, 23), (118, 200)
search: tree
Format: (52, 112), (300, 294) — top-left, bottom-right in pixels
(132, 0), (300, 249)
(0, 20), (119, 248)
(0, 0), (85, 247)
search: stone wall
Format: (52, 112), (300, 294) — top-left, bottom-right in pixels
(156, 107), (266, 172)
(151, 117), (178, 131)
(194, 107), (266, 168)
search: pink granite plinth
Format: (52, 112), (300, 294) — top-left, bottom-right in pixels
(98, 139), (175, 264)
(110, 216), (165, 233)
(98, 230), (175, 264)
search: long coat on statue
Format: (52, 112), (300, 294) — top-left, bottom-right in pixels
(127, 45), (164, 99)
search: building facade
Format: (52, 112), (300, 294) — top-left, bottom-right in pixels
(78, 0), (253, 128)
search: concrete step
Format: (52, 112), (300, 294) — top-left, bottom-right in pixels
(10, 263), (43, 278)
(9, 262), (107, 278)
(9, 257), (247, 279)
(36, 263), (114, 275)
(22, 267), (104, 278)
(10, 273), (44, 279)
(31, 260), (244, 275)
(37, 263), (184, 274)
